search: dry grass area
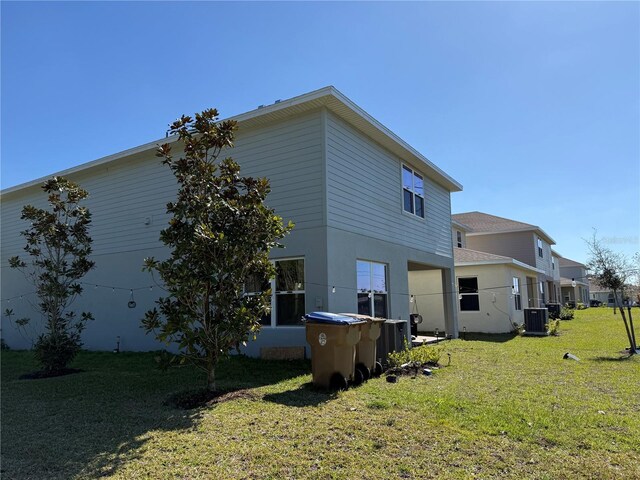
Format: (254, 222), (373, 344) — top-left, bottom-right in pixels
(2, 308), (639, 479)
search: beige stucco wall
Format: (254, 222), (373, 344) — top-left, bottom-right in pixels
(408, 269), (446, 333)
(454, 263), (532, 334)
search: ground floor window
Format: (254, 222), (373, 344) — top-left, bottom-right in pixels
(246, 258), (305, 327)
(458, 277), (479, 311)
(357, 260), (388, 317)
(512, 277), (522, 310)
(539, 282), (545, 305)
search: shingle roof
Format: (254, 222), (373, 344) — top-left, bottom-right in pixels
(453, 248), (543, 273)
(452, 211), (555, 244)
(454, 248), (512, 263)
(558, 257), (586, 268)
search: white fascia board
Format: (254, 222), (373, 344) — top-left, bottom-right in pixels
(456, 259), (544, 274)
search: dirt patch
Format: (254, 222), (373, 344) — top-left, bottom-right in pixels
(165, 388), (259, 410)
(18, 368), (83, 380)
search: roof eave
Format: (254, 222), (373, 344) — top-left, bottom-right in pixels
(2, 85), (463, 196)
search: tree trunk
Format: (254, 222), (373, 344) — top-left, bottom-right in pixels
(626, 307), (638, 354)
(206, 359), (216, 392)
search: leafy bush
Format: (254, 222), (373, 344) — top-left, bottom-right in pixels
(1, 338), (9, 350)
(388, 340), (443, 367)
(559, 307), (575, 320)
(547, 319), (561, 336)
(512, 322), (525, 335)
(33, 331), (82, 372)
(576, 302), (587, 310)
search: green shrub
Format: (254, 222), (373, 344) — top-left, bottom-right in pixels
(547, 319), (561, 336)
(33, 331), (82, 373)
(559, 307), (574, 320)
(0, 338), (9, 350)
(576, 302), (587, 310)
(388, 340), (443, 367)
(512, 322), (525, 335)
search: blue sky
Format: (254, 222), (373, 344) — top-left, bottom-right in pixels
(2, 1), (639, 263)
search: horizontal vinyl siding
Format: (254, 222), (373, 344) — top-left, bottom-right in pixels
(325, 111), (452, 257)
(231, 111), (324, 230)
(2, 111), (325, 268)
(1, 151), (175, 260)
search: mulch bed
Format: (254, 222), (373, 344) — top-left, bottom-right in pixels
(19, 368), (83, 380)
(164, 388), (258, 410)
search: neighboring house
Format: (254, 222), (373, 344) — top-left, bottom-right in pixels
(452, 248), (543, 333)
(588, 278), (628, 307)
(558, 256), (590, 306)
(1, 86), (462, 356)
(415, 217), (544, 334)
(452, 212), (561, 307)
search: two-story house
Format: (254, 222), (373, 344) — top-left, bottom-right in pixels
(558, 256), (590, 307)
(1, 86), (462, 356)
(421, 212), (561, 334)
(452, 212), (560, 305)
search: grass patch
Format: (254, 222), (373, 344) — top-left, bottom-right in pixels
(2, 308), (639, 479)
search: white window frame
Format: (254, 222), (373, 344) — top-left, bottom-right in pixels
(402, 164), (425, 218)
(357, 260), (389, 318)
(458, 276), (480, 312)
(537, 237), (544, 258)
(246, 257), (306, 328)
(512, 277), (522, 311)
(456, 230), (463, 248)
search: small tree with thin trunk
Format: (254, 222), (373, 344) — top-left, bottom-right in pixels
(8, 177), (94, 373)
(585, 232), (638, 354)
(142, 109), (293, 391)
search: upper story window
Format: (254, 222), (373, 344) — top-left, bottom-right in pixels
(402, 165), (424, 218)
(537, 238), (544, 258)
(456, 230), (463, 248)
(551, 257), (555, 270)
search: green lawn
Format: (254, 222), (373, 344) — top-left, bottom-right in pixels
(2, 308), (639, 479)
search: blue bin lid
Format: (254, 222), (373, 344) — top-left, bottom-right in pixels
(304, 312), (365, 325)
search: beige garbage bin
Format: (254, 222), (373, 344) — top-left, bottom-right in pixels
(304, 312), (365, 390)
(340, 313), (386, 379)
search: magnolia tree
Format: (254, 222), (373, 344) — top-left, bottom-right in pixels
(8, 177), (94, 372)
(142, 109), (293, 391)
(586, 232), (638, 355)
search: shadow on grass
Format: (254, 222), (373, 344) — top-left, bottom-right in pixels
(591, 354), (636, 362)
(1, 351), (310, 480)
(262, 382), (337, 407)
(461, 332), (518, 343)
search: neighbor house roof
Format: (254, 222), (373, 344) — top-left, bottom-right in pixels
(558, 257), (586, 268)
(451, 219), (471, 231)
(452, 212), (555, 244)
(2, 86), (462, 197)
(588, 277), (609, 292)
(454, 248), (544, 273)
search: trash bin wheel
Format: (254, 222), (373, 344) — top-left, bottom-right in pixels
(352, 366), (365, 386)
(356, 363), (371, 382)
(329, 373), (349, 391)
(373, 361), (383, 377)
